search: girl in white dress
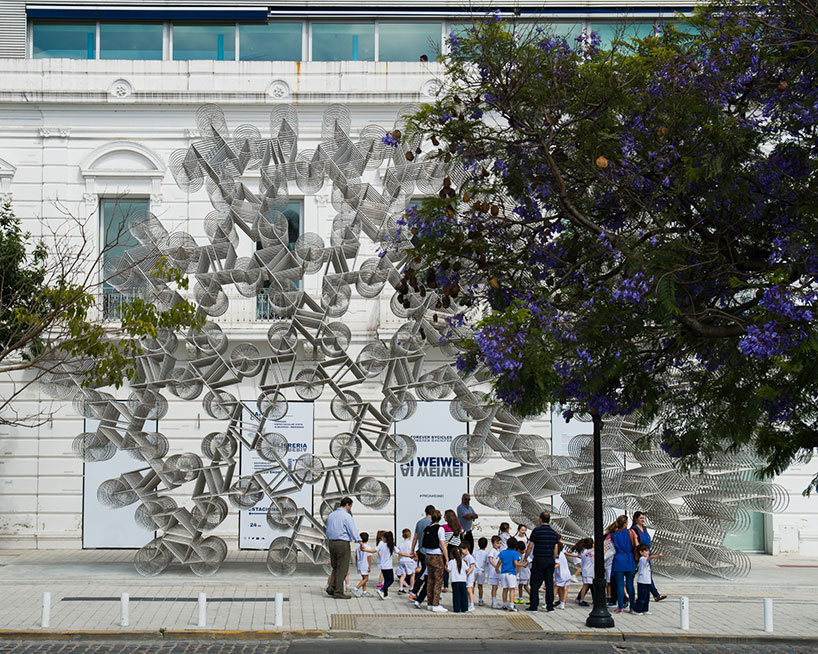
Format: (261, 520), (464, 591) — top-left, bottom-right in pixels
(396, 528), (416, 592)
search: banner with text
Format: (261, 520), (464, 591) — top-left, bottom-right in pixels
(239, 402), (314, 550)
(395, 402), (467, 534)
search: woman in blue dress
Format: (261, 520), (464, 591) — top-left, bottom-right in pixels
(631, 512), (667, 602)
(611, 515), (638, 613)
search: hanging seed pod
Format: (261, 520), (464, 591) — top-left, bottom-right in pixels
(406, 151), (415, 161)
(442, 296), (451, 308)
(481, 202), (490, 213)
(595, 156), (609, 169)
(410, 227), (419, 235)
(444, 152), (452, 163)
(392, 129), (402, 140)
(490, 205), (500, 216)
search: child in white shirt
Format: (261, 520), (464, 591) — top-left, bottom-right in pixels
(396, 528), (416, 592)
(376, 531), (396, 599)
(353, 532), (376, 597)
(447, 548), (471, 613)
(567, 537), (594, 607)
(487, 535), (503, 609)
(634, 544), (663, 614)
(473, 537), (490, 606)
(460, 543), (476, 611)
(554, 542), (573, 609)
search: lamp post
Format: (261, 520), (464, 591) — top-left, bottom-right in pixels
(586, 410), (614, 628)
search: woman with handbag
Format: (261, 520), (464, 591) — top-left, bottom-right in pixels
(631, 511), (667, 601)
(441, 509), (462, 593)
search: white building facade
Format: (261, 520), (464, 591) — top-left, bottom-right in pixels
(0, 0), (815, 558)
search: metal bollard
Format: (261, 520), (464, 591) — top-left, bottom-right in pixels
(274, 592), (283, 628)
(197, 592), (207, 627)
(679, 596), (689, 631)
(120, 592), (129, 627)
(41, 592), (51, 628)
(763, 598), (773, 633)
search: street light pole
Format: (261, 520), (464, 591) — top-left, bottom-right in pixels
(586, 410), (614, 628)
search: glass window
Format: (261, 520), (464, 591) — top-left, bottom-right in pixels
(100, 198), (149, 320)
(240, 22), (302, 61)
(32, 22), (96, 59)
(379, 22), (441, 62)
(173, 23), (236, 61)
(312, 23), (374, 61)
(100, 23), (163, 60)
(517, 22), (582, 41)
(592, 22), (656, 49)
(257, 201), (302, 319)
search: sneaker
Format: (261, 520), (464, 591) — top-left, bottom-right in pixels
(642, 611), (652, 615)
(478, 599), (485, 606)
(514, 598), (524, 604)
(362, 591), (373, 598)
(467, 605), (475, 612)
(614, 609), (623, 613)
(398, 588), (407, 594)
(408, 593), (417, 600)
(350, 588), (360, 597)
(655, 595), (667, 602)
(491, 600), (499, 609)
(413, 600), (421, 609)
(628, 609), (634, 614)
(576, 599), (590, 607)
(546, 608), (555, 613)
(558, 603), (566, 610)
(525, 607), (538, 613)
(376, 589), (385, 600)
(431, 605), (448, 613)
(508, 606), (518, 612)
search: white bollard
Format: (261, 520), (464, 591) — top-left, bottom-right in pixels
(679, 596), (689, 631)
(763, 598), (773, 633)
(274, 592), (283, 628)
(41, 592), (51, 628)
(120, 592), (129, 627)
(197, 592), (207, 628)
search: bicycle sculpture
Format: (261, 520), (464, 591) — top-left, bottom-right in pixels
(46, 104), (787, 579)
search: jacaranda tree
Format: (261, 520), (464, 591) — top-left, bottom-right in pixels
(395, 1), (818, 492)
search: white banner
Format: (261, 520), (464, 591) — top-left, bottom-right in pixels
(239, 402), (314, 550)
(82, 418), (157, 549)
(394, 402), (467, 535)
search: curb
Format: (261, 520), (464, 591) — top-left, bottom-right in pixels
(0, 630), (815, 645)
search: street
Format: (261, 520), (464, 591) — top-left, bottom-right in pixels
(0, 640), (814, 654)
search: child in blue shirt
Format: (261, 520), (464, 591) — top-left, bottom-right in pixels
(495, 538), (528, 611)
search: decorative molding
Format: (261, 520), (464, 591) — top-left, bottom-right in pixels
(39, 128), (71, 139)
(184, 129), (202, 139)
(108, 78), (134, 99)
(150, 193), (163, 207)
(0, 157), (16, 198)
(267, 80), (291, 100)
(79, 141), (165, 201)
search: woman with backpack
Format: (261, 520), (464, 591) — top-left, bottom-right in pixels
(442, 509), (462, 592)
(421, 509), (449, 612)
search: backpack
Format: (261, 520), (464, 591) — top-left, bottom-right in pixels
(422, 524), (441, 550)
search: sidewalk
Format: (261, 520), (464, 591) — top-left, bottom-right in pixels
(0, 549), (815, 641)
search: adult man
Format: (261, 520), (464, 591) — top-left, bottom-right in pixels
(410, 504), (435, 597)
(325, 497), (361, 599)
(524, 511), (560, 612)
(456, 493), (478, 552)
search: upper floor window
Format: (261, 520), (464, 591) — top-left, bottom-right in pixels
(32, 22), (95, 59)
(312, 23), (375, 61)
(100, 23), (163, 60)
(239, 23), (302, 61)
(101, 197), (149, 320)
(173, 23), (237, 61)
(378, 22), (442, 62)
(592, 22), (656, 48)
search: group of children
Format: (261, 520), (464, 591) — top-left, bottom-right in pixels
(347, 522), (660, 615)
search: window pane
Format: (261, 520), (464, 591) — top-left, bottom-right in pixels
(173, 24), (236, 61)
(312, 23), (374, 61)
(379, 22), (441, 62)
(257, 201), (302, 319)
(100, 23), (163, 60)
(101, 198), (149, 320)
(240, 23), (302, 61)
(32, 22), (96, 59)
(592, 22), (655, 49)
(516, 22), (582, 41)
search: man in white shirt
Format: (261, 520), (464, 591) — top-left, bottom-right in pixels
(325, 497), (361, 599)
(456, 493), (478, 552)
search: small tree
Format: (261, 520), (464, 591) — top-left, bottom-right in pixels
(0, 201), (202, 427)
(397, 1), (818, 492)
